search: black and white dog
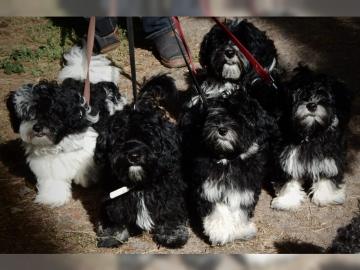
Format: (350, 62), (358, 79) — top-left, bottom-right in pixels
(190, 19), (280, 115)
(6, 46), (126, 207)
(95, 75), (189, 248)
(180, 91), (278, 245)
(271, 66), (352, 210)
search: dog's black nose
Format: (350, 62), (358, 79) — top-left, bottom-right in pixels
(218, 127), (228, 136)
(225, 49), (235, 58)
(306, 102), (317, 112)
(128, 153), (140, 164)
(33, 124), (42, 133)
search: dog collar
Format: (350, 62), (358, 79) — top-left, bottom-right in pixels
(109, 186), (133, 199)
(215, 142), (259, 165)
(216, 159), (229, 165)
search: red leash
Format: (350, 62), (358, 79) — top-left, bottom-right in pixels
(170, 17), (207, 105)
(212, 17), (277, 89)
(84, 16), (96, 104)
(172, 16), (197, 75)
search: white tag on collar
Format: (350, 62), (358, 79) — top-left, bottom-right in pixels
(216, 159), (229, 165)
(109, 186), (132, 199)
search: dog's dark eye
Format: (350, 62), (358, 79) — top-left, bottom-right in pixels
(316, 89), (329, 98)
(294, 89), (308, 102)
(28, 107), (36, 119)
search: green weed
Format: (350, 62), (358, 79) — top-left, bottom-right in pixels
(0, 19), (76, 75)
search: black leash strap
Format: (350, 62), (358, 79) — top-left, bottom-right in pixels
(168, 17), (207, 107)
(126, 17), (137, 109)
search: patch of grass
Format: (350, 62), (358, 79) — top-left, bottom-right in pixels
(0, 59), (25, 74)
(117, 28), (129, 58)
(0, 19), (76, 76)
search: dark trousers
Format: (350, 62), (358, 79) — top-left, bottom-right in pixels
(92, 17), (172, 39)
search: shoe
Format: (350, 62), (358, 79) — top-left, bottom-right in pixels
(86, 28), (120, 54)
(152, 30), (189, 68)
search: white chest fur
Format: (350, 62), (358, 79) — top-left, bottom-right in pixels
(136, 191), (154, 231)
(201, 179), (255, 209)
(281, 146), (338, 180)
(25, 127), (99, 185)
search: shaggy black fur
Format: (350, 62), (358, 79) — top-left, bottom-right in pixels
(95, 74), (189, 248)
(195, 19), (282, 116)
(180, 91), (278, 245)
(274, 66), (352, 198)
(6, 79), (124, 143)
(329, 210), (360, 253)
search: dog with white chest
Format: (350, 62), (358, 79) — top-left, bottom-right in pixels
(6, 46), (126, 207)
(180, 91), (278, 245)
(271, 66), (352, 211)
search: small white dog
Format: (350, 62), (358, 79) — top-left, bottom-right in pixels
(6, 46), (126, 206)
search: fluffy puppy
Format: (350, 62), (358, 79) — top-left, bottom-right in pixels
(271, 66), (352, 211)
(191, 19), (281, 115)
(95, 75), (189, 248)
(180, 91), (278, 245)
(6, 46), (126, 207)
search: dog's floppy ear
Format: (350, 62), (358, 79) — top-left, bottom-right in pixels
(331, 78), (353, 127)
(289, 65), (314, 89)
(199, 31), (212, 69)
(94, 130), (109, 166)
(95, 109), (129, 165)
(285, 65), (313, 104)
(6, 91), (21, 133)
(6, 84), (34, 133)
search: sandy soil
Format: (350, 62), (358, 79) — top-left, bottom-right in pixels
(0, 17), (360, 253)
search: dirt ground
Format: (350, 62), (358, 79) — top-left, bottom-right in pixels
(0, 17), (360, 253)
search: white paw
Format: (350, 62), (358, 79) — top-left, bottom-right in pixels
(35, 192), (70, 207)
(205, 219), (235, 246)
(271, 180), (306, 211)
(271, 191), (306, 211)
(236, 222), (257, 240)
(35, 180), (71, 207)
(203, 204), (237, 245)
(311, 180), (345, 207)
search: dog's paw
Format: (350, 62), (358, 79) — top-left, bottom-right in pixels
(271, 192), (306, 211)
(311, 180), (345, 207)
(271, 181), (307, 211)
(236, 222), (257, 240)
(35, 193), (69, 207)
(203, 205), (239, 246)
(153, 225), (189, 248)
(205, 221), (235, 246)
(35, 181), (71, 207)
(97, 225), (129, 248)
